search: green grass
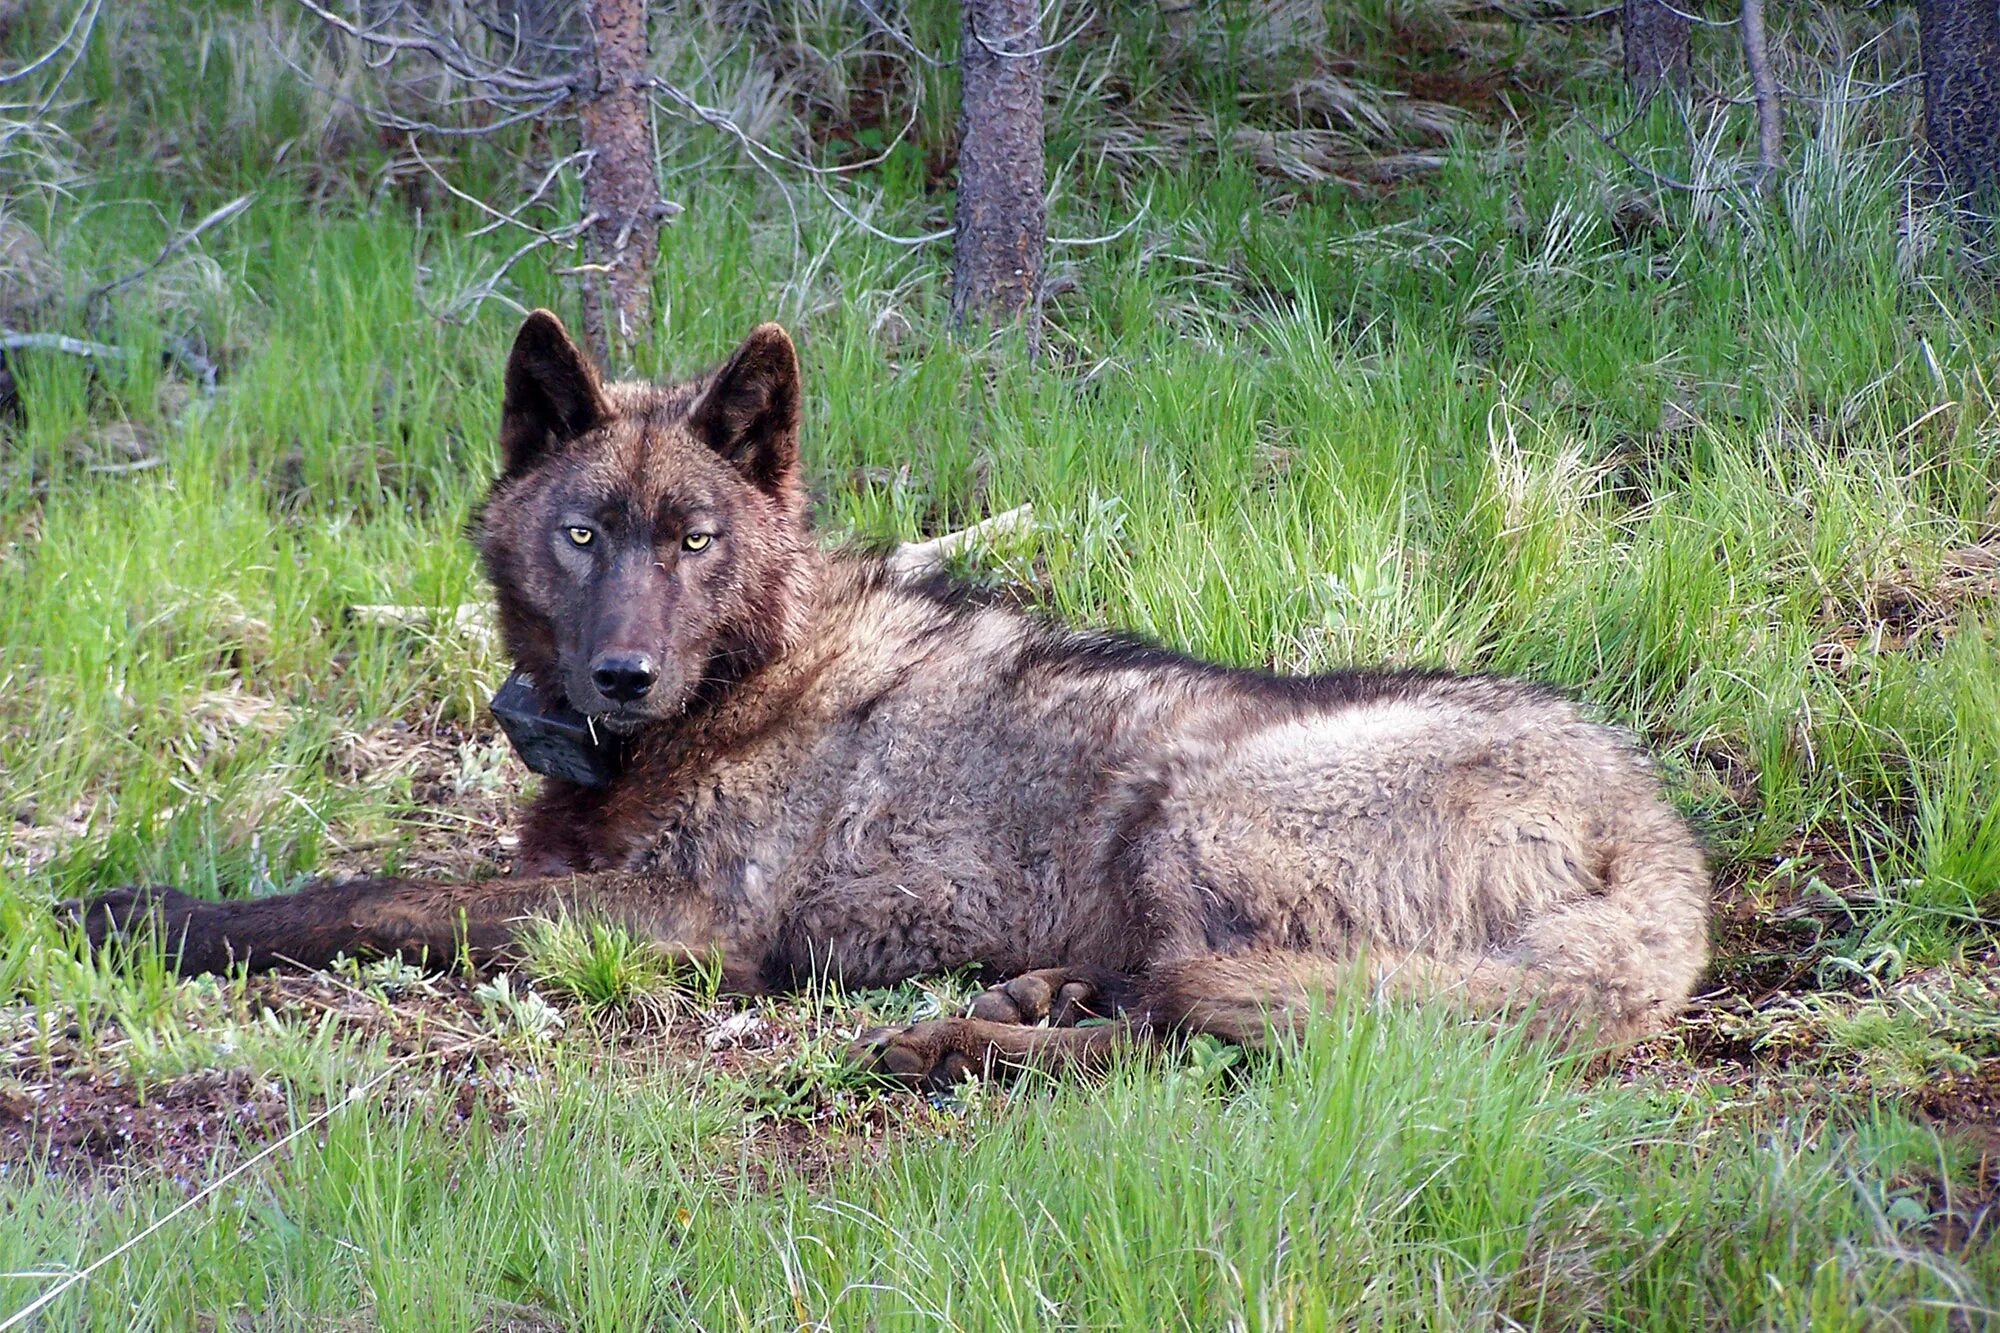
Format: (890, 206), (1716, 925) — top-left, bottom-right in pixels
(3, 996), (1992, 1330)
(516, 915), (720, 1018)
(2, 0), (1997, 1326)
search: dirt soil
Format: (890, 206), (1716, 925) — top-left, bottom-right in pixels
(0, 1067), (293, 1185)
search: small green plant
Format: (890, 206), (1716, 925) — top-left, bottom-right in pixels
(472, 972), (565, 1040)
(332, 951), (435, 999)
(516, 915), (714, 1019)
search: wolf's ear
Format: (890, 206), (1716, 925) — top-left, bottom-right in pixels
(499, 310), (610, 478)
(688, 323), (801, 497)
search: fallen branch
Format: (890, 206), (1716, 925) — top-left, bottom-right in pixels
(349, 602), (497, 647)
(84, 193), (255, 311)
(3, 328), (219, 396)
(885, 504), (1038, 575)
(0, 330), (128, 359)
(85, 457), (165, 476)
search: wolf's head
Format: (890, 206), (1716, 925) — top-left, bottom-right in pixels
(474, 311), (814, 732)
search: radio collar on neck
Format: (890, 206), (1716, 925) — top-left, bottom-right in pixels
(488, 669), (624, 789)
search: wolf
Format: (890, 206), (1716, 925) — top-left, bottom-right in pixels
(73, 311), (1710, 1087)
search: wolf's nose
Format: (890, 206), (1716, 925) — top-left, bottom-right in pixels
(591, 654), (657, 702)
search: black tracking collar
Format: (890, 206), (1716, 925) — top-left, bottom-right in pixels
(489, 670), (623, 789)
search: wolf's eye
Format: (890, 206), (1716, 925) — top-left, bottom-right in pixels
(566, 526), (595, 548)
(682, 532), (713, 553)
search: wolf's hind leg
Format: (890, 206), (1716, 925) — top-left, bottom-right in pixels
(1139, 951), (1583, 1049)
(848, 1017), (1133, 1090)
(968, 964), (1140, 1026)
(1141, 936), (1695, 1050)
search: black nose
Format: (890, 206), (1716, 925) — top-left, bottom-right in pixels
(590, 653), (657, 703)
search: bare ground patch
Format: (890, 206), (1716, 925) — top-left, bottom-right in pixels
(0, 1067), (293, 1184)
(0, 956), (948, 1193)
(1616, 832), (2000, 1165)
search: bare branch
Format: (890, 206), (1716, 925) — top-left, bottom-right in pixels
(0, 0), (103, 87)
(1713, 74), (1920, 108)
(85, 193), (255, 310)
(1, 329), (128, 359)
(647, 81), (952, 246)
(286, 0), (574, 97)
(1049, 193), (1151, 247)
(431, 211), (603, 323)
(966, 3), (1094, 61)
(265, 35), (568, 142)
(410, 139), (576, 238)
(86, 456), (166, 475)
(886, 505), (1038, 575)
(19, 0), (101, 120)
(850, 0), (949, 68)
(1654, 0), (1738, 26)
(468, 149), (596, 237)
(648, 68), (923, 183)
(1485, 2), (1620, 22)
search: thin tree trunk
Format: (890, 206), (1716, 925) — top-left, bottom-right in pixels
(951, 0), (1046, 330)
(1739, 0), (1782, 193)
(1918, 0), (2000, 223)
(577, 0), (665, 364)
(1622, 0), (1690, 99)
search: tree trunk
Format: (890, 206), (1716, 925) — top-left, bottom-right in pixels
(1740, 0), (1782, 193)
(1918, 0), (2000, 219)
(951, 0), (1045, 330)
(1622, 0), (1690, 100)
(577, 0), (665, 365)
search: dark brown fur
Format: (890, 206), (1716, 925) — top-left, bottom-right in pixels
(72, 313), (1712, 1088)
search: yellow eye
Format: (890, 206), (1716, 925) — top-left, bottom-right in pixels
(567, 526), (594, 548)
(682, 532), (713, 552)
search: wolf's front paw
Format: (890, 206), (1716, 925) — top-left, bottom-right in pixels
(59, 885), (221, 968)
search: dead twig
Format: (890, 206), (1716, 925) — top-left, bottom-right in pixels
(0, 330), (128, 359)
(885, 504), (1039, 575)
(349, 602), (498, 648)
(851, 0), (949, 67)
(84, 194), (255, 312)
(0, 1060), (407, 1333)
(966, 3), (1094, 61)
(5, 0), (100, 124)
(646, 79), (952, 248)
(1653, 0), (1738, 25)
(287, 0), (574, 99)
(1484, 2), (1619, 22)
(0, 0), (101, 87)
